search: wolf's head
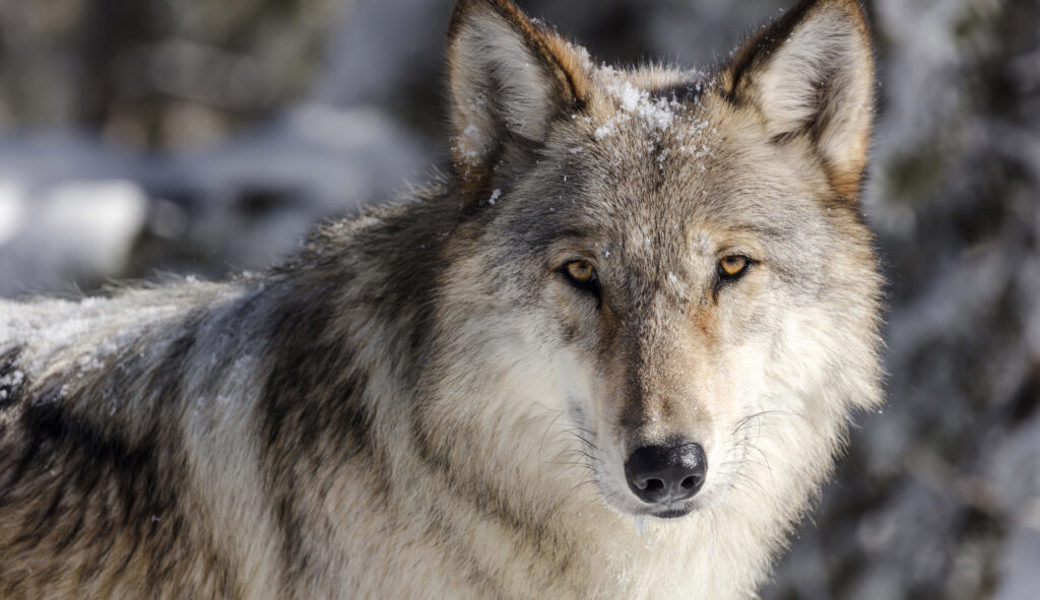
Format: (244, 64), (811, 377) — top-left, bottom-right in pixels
(425, 0), (882, 522)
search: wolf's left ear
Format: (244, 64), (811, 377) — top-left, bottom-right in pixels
(447, 0), (591, 205)
(723, 0), (874, 199)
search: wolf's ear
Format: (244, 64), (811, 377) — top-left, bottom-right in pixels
(723, 0), (874, 199)
(447, 0), (590, 204)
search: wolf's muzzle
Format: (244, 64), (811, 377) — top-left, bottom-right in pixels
(624, 442), (707, 505)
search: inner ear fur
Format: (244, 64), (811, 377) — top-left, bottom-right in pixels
(446, 0), (591, 207)
(723, 0), (875, 201)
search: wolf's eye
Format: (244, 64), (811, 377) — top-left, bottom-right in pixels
(718, 255), (750, 279)
(565, 260), (595, 283)
(561, 260), (600, 296)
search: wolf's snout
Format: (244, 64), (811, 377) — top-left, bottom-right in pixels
(624, 443), (707, 505)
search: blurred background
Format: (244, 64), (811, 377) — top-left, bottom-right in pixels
(0, 0), (1037, 597)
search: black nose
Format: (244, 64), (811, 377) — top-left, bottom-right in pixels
(624, 442), (707, 504)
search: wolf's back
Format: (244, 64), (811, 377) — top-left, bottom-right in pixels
(0, 281), (264, 598)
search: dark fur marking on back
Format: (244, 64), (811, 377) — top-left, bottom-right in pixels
(0, 346), (26, 412)
(367, 201), (455, 367)
(0, 315), (241, 597)
(9, 401), (174, 547)
(258, 278), (387, 586)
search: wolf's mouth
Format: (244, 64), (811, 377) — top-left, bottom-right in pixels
(648, 506), (693, 519)
(614, 496), (699, 519)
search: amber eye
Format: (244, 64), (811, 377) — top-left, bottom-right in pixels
(564, 260), (596, 284)
(560, 260), (600, 298)
(718, 255), (750, 279)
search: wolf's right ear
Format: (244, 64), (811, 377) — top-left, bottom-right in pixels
(722, 0), (874, 201)
(447, 0), (591, 206)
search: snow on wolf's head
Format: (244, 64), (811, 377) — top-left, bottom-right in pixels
(428, 0), (882, 522)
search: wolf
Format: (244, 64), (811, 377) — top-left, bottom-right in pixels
(0, 0), (882, 597)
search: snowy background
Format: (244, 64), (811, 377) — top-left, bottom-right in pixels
(1, 0), (1038, 597)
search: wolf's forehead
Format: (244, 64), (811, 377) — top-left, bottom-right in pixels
(573, 77), (731, 201)
(590, 65), (708, 105)
(546, 190), (796, 260)
(584, 69), (713, 148)
(523, 71), (816, 252)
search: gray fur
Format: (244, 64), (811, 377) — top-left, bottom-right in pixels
(0, 0), (882, 597)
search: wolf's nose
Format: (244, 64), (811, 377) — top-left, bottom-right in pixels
(624, 443), (707, 504)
